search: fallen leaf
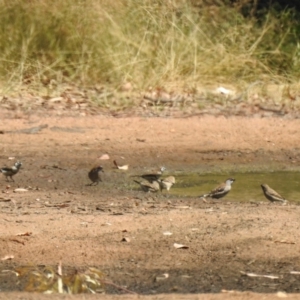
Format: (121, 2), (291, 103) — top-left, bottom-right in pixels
(1, 270), (18, 276)
(16, 232), (32, 237)
(290, 271), (300, 275)
(155, 273), (169, 281)
(101, 222), (112, 226)
(9, 239), (25, 245)
(274, 240), (295, 244)
(174, 243), (189, 249)
(173, 205), (190, 209)
(44, 203), (70, 208)
(276, 291), (287, 298)
(121, 237), (130, 242)
(99, 154), (110, 160)
(14, 188), (28, 192)
(0, 198), (11, 202)
(1, 255), (14, 261)
(221, 289), (237, 293)
(181, 275), (192, 279)
(163, 231), (173, 236)
(240, 271), (279, 279)
(113, 160), (129, 170)
(118, 165), (129, 170)
(49, 97), (64, 103)
(216, 86), (234, 96)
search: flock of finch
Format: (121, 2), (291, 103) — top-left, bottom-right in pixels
(0, 160), (288, 204)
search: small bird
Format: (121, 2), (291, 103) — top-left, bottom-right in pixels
(261, 184), (287, 203)
(132, 166), (166, 183)
(134, 179), (161, 193)
(88, 166), (104, 186)
(200, 178), (235, 200)
(1, 161), (22, 182)
(160, 176), (176, 191)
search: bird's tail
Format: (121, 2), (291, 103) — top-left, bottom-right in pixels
(133, 180), (141, 185)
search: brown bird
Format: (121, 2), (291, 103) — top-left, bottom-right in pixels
(1, 161), (22, 182)
(261, 184), (287, 203)
(134, 179), (161, 193)
(131, 166), (166, 183)
(88, 166), (104, 186)
(160, 176), (176, 191)
(199, 178), (235, 200)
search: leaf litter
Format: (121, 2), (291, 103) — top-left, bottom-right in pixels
(14, 263), (137, 294)
(113, 160), (129, 170)
(240, 271), (279, 279)
(174, 243), (189, 249)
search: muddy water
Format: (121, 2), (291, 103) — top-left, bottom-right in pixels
(169, 172), (300, 202)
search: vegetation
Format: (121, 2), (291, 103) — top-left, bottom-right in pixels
(16, 265), (105, 294)
(0, 0), (299, 93)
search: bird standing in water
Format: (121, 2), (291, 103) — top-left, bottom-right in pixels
(199, 178), (235, 201)
(131, 166), (166, 183)
(133, 179), (161, 193)
(159, 176), (176, 192)
(261, 184), (287, 204)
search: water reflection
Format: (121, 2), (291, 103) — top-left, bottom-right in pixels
(169, 172), (300, 202)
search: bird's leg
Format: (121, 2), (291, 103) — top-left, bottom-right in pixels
(201, 197), (208, 203)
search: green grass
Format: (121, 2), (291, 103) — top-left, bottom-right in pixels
(0, 0), (299, 95)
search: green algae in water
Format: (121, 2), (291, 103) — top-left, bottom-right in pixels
(169, 172), (300, 202)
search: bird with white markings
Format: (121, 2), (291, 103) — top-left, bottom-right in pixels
(199, 178), (235, 201)
(131, 166), (166, 183)
(1, 161), (22, 182)
(159, 176), (176, 192)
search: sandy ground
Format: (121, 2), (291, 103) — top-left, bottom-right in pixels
(1, 114), (300, 299)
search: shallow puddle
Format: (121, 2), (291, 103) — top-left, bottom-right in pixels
(169, 171), (300, 202)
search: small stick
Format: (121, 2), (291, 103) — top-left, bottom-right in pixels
(101, 280), (138, 294)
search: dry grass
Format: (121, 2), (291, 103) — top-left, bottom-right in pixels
(0, 0), (299, 97)
(15, 265), (105, 294)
